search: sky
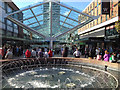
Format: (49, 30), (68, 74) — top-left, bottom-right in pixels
(12, 0), (92, 11)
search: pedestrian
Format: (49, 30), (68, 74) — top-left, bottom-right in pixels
(62, 47), (68, 57)
(104, 50), (110, 62)
(73, 48), (81, 58)
(25, 49), (31, 58)
(85, 46), (89, 58)
(31, 48), (36, 58)
(45, 47), (48, 52)
(48, 49), (53, 57)
(5, 49), (13, 59)
(96, 47), (100, 60)
(109, 53), (115, 63)
(16, 46), (19, 56)
(44, 50), (49, 58)
(38, 49), (44, 58)
(91, 47), (95, 59)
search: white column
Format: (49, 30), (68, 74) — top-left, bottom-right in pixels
(49, 1), (53, 49)
(50, 39), (53, 49)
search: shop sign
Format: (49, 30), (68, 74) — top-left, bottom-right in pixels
(102, 0), (110, 15)
(104, 39), (110, 42)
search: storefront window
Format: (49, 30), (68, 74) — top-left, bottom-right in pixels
(106, 25), (119, 36)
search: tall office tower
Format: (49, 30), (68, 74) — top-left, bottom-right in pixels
(43, 0), (60, 37)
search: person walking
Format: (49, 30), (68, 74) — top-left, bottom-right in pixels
(48, 49), (53, 57)
(96, 47), (101, 60)
(104, 50), (110, 62)
(31, 49), (36, 58)
(25, 49), (31, 58)
(38, 49), (44, 58)
(44, 51), (49, 58)
(73, 48), (81, 58)
(85, 46), (89, 58)
(16, 46), (19, 57)
(62, 47), (68, 57)
(5, 49), (13, 59)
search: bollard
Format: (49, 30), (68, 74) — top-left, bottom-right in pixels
(105, 65), (108, 71)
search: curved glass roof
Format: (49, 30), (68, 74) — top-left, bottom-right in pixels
(6, 1), (98, 41)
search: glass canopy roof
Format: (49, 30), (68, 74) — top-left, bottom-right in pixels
(6, 1), (98, 41)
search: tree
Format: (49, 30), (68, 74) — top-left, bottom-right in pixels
(115, 20), (120, 33)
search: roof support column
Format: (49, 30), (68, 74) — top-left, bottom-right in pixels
(49, 1), (53, 49)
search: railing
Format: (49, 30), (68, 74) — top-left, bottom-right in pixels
(0, 57), (119, 71)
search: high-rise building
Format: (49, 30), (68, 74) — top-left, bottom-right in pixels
(43, 0), (60, 37)
(0, 0), (23, 45)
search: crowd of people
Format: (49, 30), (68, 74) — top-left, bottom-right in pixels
(25, 48), (53, 58)
(0, 45), (120, 63)
(79, 46), (120, 63)
(1, 45), (23, 59)
(61, 46), (120, 63)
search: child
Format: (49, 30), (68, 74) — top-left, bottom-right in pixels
(109, 53), (114, 63)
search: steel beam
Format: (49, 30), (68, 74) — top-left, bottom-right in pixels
(60, 20), (74, 27)
(60, 25), (71, 29)
(50, 1), (53, 49)
(59, 10), (72, 32)
(30, 8), (41, 28)
(20, 11), (50, 22)
(7, 2), (48, 17)
(52, 25), (71, 37)
(61, 10), (71, 27)
(53, 12), (80, 23)
(6, 16), (46, 38)
(53, 1), (98, 19)
(27, 18), (50, 26)
(55, 19), (93, 38)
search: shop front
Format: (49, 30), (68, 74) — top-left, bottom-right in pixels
(105, 24), (120, 49)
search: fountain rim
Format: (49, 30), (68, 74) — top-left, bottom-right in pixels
(1, 57), (119, 88)
(67, 64), (119, 88)
(3, 64), (119, 89)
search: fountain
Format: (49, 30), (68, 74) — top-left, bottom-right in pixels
(1, 58), (118, 89)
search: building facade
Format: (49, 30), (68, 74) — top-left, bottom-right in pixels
(78, 0), (120, 49)
(43, 0), (60, 36)
(0, 0), (23, 46)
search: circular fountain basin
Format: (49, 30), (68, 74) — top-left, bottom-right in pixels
(2, 65), (118, 89)
(1, 58), (119, 89)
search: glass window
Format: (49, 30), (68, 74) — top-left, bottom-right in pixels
(7, 26), (13, 32)
(7, 20), (12, 26)
(14, 14), (18, 19)
(7, 5), (12, 13)
(14, 28), (18, 33)
(7, 31), (12, 36)
(14, 24), (18, 29)
(2, 2), (5, 9)
(106, 14), (107, 21)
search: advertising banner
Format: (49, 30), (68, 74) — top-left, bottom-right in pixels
(102, 0), (110, 15)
